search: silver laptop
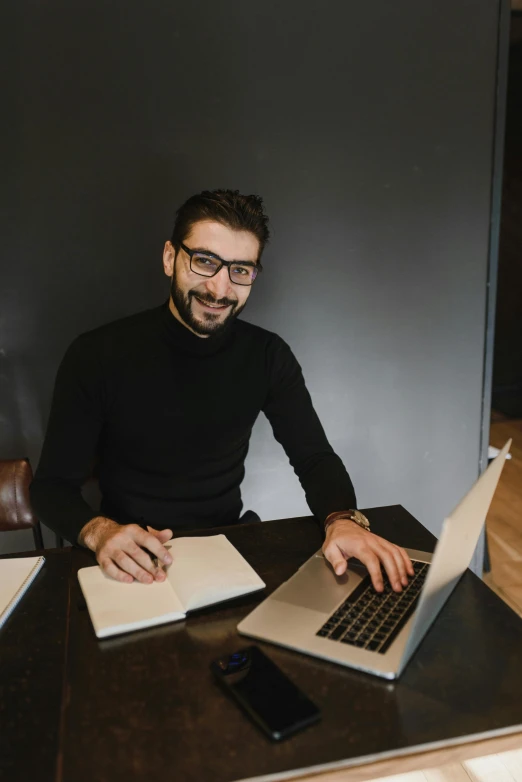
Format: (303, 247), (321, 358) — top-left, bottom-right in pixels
(238, 440), (511, 679)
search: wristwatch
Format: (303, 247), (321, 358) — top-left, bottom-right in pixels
(324, 509), (371, 533)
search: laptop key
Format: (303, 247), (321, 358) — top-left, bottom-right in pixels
(378, 594), (422, 653)
(317, 561), (430, 652)
(329, 625), (346, 640)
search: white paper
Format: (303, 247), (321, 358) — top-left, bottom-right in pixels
(77, 534), (265, 638)
(166, 534), (265, 611)
(78, 566), (185, 638)
(0, 556), (45, 628)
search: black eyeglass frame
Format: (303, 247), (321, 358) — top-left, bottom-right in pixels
(179, 242), (262, 286)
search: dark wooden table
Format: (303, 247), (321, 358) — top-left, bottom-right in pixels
(2, 506), (522, 782)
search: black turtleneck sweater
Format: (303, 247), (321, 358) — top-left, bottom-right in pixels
(30, 303), (356, 542)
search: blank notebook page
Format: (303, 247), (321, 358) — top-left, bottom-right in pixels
(78, 567), (185, 638)
(166, 534), (265, 611)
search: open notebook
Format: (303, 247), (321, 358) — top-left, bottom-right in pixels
(0, 556), (45, 629)
(78, 534), (265, 638)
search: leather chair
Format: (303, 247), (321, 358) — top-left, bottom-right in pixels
(0, 458), (44, 549)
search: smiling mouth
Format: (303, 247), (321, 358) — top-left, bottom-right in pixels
(193, 296), (231, 312)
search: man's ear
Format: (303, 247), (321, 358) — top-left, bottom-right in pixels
(162, 241), (176, 277)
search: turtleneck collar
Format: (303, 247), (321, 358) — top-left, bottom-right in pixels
(160, 300), (236, 356)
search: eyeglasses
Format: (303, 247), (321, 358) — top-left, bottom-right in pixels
(180, 242), (261, 286)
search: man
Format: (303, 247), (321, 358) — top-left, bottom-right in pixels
(31, 190), (413, 592)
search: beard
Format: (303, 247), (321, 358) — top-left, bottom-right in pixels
(170, 274), (247, 337)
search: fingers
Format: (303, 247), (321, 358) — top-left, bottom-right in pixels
(378, 543), (414, 589)
(96, 524), (173, 584)
(322, 541), (348, 576)
(323, 534), (386, 590)
(399, 545), (415, 577)
(360, 551), (384, 592)
(325, 523), (414, 593)
(113, 551), (156, 584)
(98, 556), (134, 584)
(373, 545), (403, 592)
(391, 546), (409, 587)
(129, 525), (173, 566)
(322, 543), (348, 576)
(124, 540), (167, 582)
(390, 544), (413, 585)
(147, 526), (173, 543)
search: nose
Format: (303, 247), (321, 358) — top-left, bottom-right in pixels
(205, 266), (234, 300)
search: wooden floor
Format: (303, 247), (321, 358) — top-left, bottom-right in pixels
(483, 417), (522, 618)
(351, 417), (522, 782)
(369, 748), (522, 781)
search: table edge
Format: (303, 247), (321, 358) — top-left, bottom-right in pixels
(235, 724), (522, 782)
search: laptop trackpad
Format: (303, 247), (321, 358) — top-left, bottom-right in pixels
(272, 554), (363, 614)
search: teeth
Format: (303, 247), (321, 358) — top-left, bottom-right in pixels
(196, 297), (226, 309)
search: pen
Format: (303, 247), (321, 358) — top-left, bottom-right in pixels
(142, 547), (159, 569)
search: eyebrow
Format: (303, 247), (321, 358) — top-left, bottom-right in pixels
(188, 246), (258, 266)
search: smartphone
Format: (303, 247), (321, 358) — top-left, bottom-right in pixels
(210, 645), (321, 740)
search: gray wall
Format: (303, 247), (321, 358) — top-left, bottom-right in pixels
(2, 1), (505, 567)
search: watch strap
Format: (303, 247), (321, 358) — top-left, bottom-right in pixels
(324, 509), (371, 534)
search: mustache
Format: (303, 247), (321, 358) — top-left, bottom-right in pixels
(189, 291), (237, 308)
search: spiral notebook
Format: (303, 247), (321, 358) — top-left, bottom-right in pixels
(0, 556), (45, 629)
(78, 534), (265, 639)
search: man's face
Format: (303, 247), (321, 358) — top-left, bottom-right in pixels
(163, 220), (260, 338)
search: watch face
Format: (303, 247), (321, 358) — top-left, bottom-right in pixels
(353, 511), (370, 529)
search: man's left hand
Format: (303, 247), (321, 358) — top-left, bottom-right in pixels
(322, 518), (414, 593)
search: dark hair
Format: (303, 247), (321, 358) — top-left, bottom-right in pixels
(171, 189), (270, 258)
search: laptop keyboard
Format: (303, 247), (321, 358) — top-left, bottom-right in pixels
(316, 560), (429, 654)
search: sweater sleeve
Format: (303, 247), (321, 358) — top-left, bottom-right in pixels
(30, 335), (106, 543)
(262, 335), (357, 524)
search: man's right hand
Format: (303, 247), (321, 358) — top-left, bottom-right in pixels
(79, 517), (173, 584)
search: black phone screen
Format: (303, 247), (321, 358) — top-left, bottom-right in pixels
(211, 646), (321, 740)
